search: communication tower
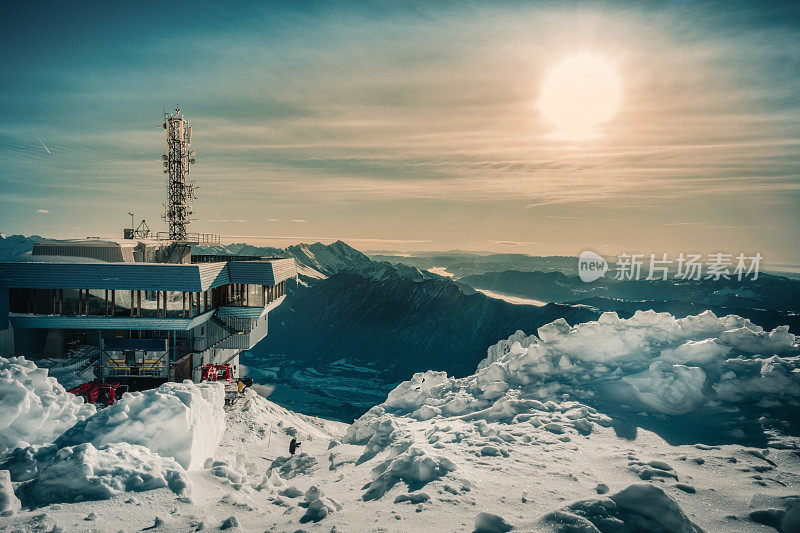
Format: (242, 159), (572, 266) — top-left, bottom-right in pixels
(162, 108), (197, 241)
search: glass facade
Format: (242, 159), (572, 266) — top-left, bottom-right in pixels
(7, 280), (287, 318)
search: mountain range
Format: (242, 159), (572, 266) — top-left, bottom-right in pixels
(5, 235), (799, 421)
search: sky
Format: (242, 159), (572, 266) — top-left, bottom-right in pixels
(1, 0), (799, 264)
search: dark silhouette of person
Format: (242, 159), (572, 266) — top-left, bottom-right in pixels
(289, 437), (301, 456)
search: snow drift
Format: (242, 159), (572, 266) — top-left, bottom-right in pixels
(350, 311), (798, 428)
(0, 470), (20, 516)
(0, 357), (95, 454)
(16, 442), (188, 507)
(540, 483), (704, 533)
(56, 380), (226, 470)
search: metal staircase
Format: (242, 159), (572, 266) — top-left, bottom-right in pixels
(161, 242), (190, 264)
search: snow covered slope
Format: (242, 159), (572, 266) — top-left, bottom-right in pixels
(2, 311), (800, 531)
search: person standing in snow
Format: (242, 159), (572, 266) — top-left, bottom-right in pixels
(289, 437), (301, 455)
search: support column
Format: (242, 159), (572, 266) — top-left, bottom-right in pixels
(98, 330), (103, 381)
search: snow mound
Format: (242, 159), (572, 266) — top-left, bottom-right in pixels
(0, 470), (21, 516)
(16, 442), (188, 507)
(0, 356), (95, 454)
(622, 361), (707, 415)
(55, 380), (225, 470)
(361, 444), (456, 500)
(268, 453), (319, 479)
(539, 483), (704, 533)
(475, 511), (514, 533)
(0, 443), (57, 482)
(299, 485), (342, 523)
(351, 311), (799, 426)
(748, 495), (800, 533)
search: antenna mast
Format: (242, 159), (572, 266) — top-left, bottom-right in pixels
(161, 108), (196, 241)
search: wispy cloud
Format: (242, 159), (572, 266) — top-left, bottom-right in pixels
(2, 2), (799, 260)
(546, 215), (628, 222)
(222, 234), (431, 245)
(35, 209), (49, 214)
(489, 240), (539, 246)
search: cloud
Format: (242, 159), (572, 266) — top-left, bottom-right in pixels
(291, 219), (309, 223)
(546, 215), (628, 223)
(662, 221), (760, 229)
(266, 218), (280, 222)
(489, 240), (539, 246)
(222, 234), (432, 245)
(35, 209), (49, 214)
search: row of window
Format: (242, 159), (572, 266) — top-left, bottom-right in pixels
(8, 281), (286, 318)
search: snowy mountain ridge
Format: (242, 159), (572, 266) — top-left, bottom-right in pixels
(193, 240), (377, 280)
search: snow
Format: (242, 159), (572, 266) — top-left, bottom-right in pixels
(474, 511), (513, 532)
(0, 470), (21, 516)
(361, 445), (456, 500)
(622, 361), (707, 415)
(2, 312), (800, 531)
(55, 380), (226, 470)
(471, 310), (800, 415)
(540, 483), (703, 532)
(299, 485), (343, 523)
(0, 357), (95, 455)
(15, 442), (188, 507)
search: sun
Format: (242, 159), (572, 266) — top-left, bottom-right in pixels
(539, 53), (622, 140)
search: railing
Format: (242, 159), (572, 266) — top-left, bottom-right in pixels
(154, 232), (220, 244)
(102, 357), (168, 378)
(193, 315), (239, 352)
(216, 314), (267, 350)
(216, 313), (255, 333)
(103, 365), (167, 378)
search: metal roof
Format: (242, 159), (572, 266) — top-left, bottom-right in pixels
(227, 259), (295, 286)
(0, 258), (296, 292)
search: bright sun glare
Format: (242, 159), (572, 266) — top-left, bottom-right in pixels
(539, 53), (622, 140)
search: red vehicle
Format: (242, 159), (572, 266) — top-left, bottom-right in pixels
(201, 363), (234, 383)
(69, 381), (128, 407)
(200, 363), (250, 404)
